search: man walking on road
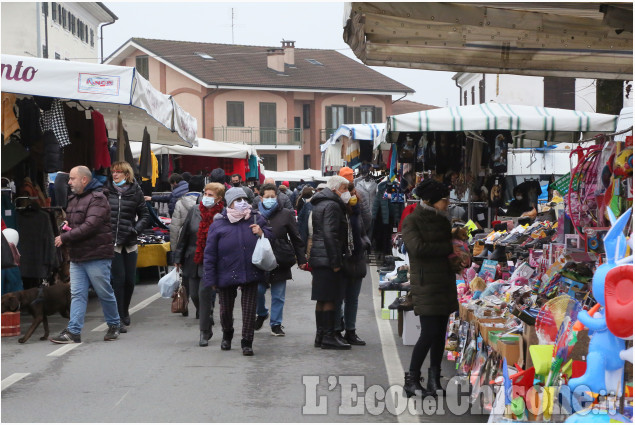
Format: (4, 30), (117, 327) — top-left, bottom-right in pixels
(51, 166), (121, 343)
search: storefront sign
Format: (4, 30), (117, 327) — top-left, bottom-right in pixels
(1, 60), (38, 82)
(78, 73), (120, 96)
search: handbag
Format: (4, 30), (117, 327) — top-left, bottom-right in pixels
(171, 283), (189, 314)
(342, 255), (367, 279)
(271, 237), (296, 269)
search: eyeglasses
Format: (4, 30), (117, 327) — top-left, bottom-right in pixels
(112, 170), (125, 174)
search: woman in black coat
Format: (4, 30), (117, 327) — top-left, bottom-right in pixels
(255, 183), (307, 337)
(401, 179), (456, 399)
(309, 175), (352, 350)
(107, 161), (150, 330)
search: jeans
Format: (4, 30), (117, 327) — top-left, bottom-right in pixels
(68, 259), (120, 335)
(256, 281), (286, 327)
(336, 277), (363, 331)
(111, 250), (137, 320)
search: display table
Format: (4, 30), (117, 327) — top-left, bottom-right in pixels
(136, 242), (170, 268)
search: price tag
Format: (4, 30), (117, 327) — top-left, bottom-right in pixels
(477, 213), (485, 221)
(5, 210), (11, 216)
(85, 109), (92, 120)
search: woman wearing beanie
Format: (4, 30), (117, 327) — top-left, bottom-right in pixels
(172, 182), (225, 346)
(203, 187), (272, 356)
(106, 161), (150, 331)
(401, 178), (458, 398)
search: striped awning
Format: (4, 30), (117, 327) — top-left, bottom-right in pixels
(387, 103), (619, 144)
(321, 123), (386, 152)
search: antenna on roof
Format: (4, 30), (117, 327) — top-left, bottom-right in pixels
(231, 8), (235, 44)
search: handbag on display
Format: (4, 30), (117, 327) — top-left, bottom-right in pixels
(171, 283), (189, 314)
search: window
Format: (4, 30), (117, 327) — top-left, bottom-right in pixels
(479, 79), (485, 103)
(226, 101), (244, 127)
(57, 5), (62, 24)
(67, 11), (71, 30)
(305, 59), (323, 66)
(90, 29), (94, 47)
(42, 2), (48, 17)
(259, 102), (277, 143)
(293, 117), (301, 142)
(55, 52), (61, 60)
(360, 106), (373, 124)
(324, 105), (346, 131)
(304, 155), (311, 169)
(51, 2), (56, 21)
(596, 79), (624, 115)
(463, 90), (467, 106)
(471, 86), (475, 105)
(195, 52), (214, 60)
(135, 56), (149, 79)
(71, 15), (76, 35)
(544, 77), (575, 109)
(302, 104), (310, 129)
(61, 7), (66, 28)
(261, 154), (277, 171)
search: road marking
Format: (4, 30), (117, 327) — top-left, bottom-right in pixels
(1, 373), (30, 391)
(92, 292), (161, 332)
(47, 343), (82, 357)
(370, 266), (419, 423)
(115, 388), (132, 406)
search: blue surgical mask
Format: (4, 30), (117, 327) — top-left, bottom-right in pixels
(201, 196), (215, 207)
(262, 198), (277, 209)
(114, 179), (126, 187)
(234, 200), (250, 211)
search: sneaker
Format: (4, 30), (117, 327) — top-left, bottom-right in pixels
(50, 329), (81, 344)
(104, 324), (120, 341)
(271, 324), (285, 337)
(119, 324), (128, 334)
(255, 313), (269, 331)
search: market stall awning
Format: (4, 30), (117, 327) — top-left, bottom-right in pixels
(263, 169), (327, 183)
(130, 138), (257, 159)
(1, 54), (197, 147)
(321, 123), (386, 152)
(386, 103), (619, 144)
(343, 2), (633, 79)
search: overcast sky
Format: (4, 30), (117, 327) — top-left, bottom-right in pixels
(102, 2), (459, 107)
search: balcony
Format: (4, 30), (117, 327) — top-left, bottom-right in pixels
(320, 128), (338, 143)
(211, 127), (302, 147)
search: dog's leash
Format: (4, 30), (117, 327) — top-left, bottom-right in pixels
(30, 284), (46, 306)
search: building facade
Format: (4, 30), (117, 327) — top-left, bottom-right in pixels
(105, 38), (413, 171)
(1, 2), (117, 62)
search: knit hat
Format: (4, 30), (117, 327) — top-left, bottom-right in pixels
(209, 168), (226, 184)
(225, 187), (249, 208)
(189, 175), (205, 192)
(339, 166), (354, 182)
(282, 181), (290, 188)
(414, 179), (450, 204)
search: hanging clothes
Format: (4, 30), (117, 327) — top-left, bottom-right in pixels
(15, 98), (42, 149)
(16, 206), (58, 279)
(2, 93), (19, 143)
(138, 127), (153, 179)
(63, 104), (95, 171)
(38, 98), (70, 148)
(345, 139), (361, 169)
(1, 194), (16, 230)
(324, 141), (343, 172)
(92, 109), (111, 170)
(246, 155), (259, 179)
(359, 140), (373, 163)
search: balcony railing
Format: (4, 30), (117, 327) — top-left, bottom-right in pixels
(320, 128), (338, 143)
(212, 127), (302, 146)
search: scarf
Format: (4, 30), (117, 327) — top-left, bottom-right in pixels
(226, 206), (251, 224)
(194, 200), (224, 264)
(420, 201), (450, 220)
(258, 200), (278, 219)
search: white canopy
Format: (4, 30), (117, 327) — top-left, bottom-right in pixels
(130, 138), (257, 159)
(386, 103), (619, 145)
(1, 54), (196, 147)
(263, 169), (327, 183)
(614, 107), (633, 143)
(321, 123), (386, 152)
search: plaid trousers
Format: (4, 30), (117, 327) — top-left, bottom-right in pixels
(217, 282), (258, 342)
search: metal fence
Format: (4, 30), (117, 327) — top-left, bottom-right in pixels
(212, 127), (302, 146)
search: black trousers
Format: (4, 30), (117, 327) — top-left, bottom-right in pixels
(111, 250), (138, 319)
(408, 314), (449, 374)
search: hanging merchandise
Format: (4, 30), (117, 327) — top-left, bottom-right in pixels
(396, 132), (418, 163)
(138, 127), (153, 180)
(483, 130), (513, 174)
(63, 103), (95, 171)
(2, 93), (19, 142)
(92, 109), (111, 171)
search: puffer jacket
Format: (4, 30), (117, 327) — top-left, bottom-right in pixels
(60, 178), (113, 262)
(151, 180), (189, 217)
(401, 203), (458, 317)
(169, 192), (199, 245)
(202, 209), (273, 289)
(308, 188), (348, 270)
(106, 179), (150, 247)
(172, 201), (203, 278)
(263, 199), (306, 283)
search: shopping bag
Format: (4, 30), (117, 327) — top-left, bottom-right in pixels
(171, 284), (189, 314)
(1, 234), (19, 269)
(158, 267), (180, 298)
(252, 234), (278, 271)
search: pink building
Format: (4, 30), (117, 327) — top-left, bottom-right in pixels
(105, 38), (413, 171)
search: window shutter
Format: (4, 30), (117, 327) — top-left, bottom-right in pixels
(354, 107), (362, 124)
(52, 2), (56, 21)
(303, 104), (310, 129)
(325, 106), (333, 130)
(346, 107), (354, 124)
(375, 107), (383, 123)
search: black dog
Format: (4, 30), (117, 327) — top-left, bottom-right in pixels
(1, 283), (71, 343)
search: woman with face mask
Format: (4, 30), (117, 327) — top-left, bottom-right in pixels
(505, 186), (537, 219)
(173, 183), (225, 347)
(254, 183), (307, 336)
(202, 187), (273, 356)
(106, 161), (151, 332)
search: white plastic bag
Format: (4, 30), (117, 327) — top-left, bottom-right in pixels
(252, 235), (278, 271)
(158, 267), (180, 298)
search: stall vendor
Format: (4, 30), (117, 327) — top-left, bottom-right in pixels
(505, 185), (537, 219)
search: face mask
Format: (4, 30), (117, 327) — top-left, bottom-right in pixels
(262, 198), (277, 209)
(234, 199), (250, 211)
(349, 195), (358, 206)
(340, 191), (352, 204)
(201, 196), (215, 207)
(516, 195), (523, 201)
(232, 182), (241, 188)
(114, 179), (126, 187)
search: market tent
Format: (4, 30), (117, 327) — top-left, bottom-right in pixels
(614, 107), (633, 143)
(1, 54), (196, 147)
(385, 103), (619, 145)
(130, 138), (257, 159)
(321, 123), (386, 152)
(263, 169), (327, 183)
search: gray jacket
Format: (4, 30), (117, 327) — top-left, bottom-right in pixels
(172, 203), (203, 278)
(169, 193), (199, 245)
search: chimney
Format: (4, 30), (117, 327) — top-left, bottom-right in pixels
(267, 47), (285, 73)
(282, 40), (295, 66)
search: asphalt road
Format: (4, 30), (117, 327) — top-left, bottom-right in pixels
(2, 265), (488, 423)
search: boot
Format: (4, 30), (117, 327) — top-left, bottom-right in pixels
(221, 329), (233, 351)
(404, 371), (428, 398)
(344, 330), (366, 346)
(241, 338), (254, 356)
(427, 367), (444, 397)
(314, 311), (324, 348)
(320, 311), (351, 350)
(199, 330), (210, 347)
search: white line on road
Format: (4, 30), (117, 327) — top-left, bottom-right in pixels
(1, 373), (30, 391)
(47, 343), (82, 357)
(371, 265), (419, 423)
(92, 292), (162, 332)
(115, 388), (132, 407)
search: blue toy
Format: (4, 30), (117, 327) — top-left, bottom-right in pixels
(567, 208), (631, 396)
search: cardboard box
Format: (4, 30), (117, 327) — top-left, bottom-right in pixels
(402, 311), (420, 345)
(497, 338), (522, 366)
(479, 322), (506, 346)
(459, 304), (468, 321)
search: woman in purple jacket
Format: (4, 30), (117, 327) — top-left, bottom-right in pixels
(203, 187), (272, 356)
